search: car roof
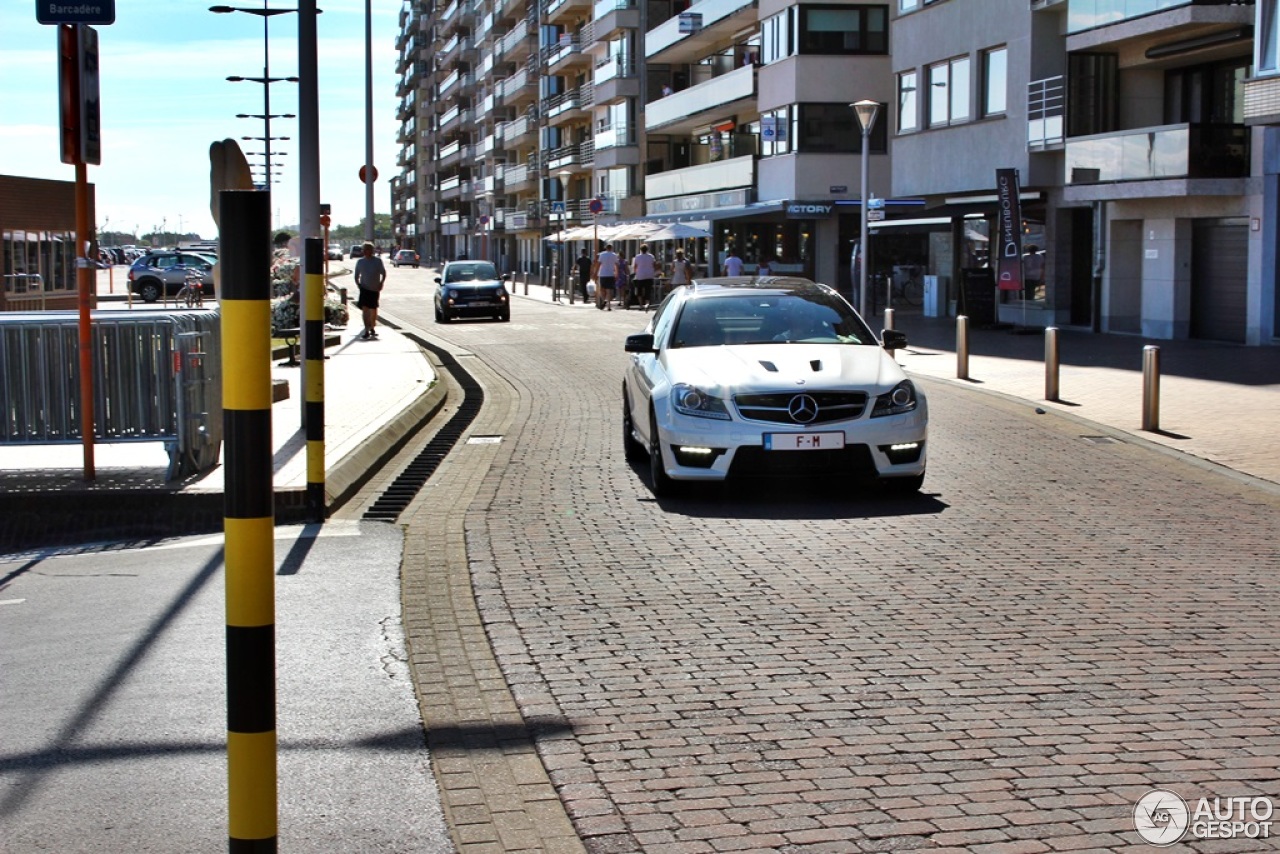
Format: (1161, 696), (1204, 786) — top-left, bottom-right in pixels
(685, 276), (827, 298)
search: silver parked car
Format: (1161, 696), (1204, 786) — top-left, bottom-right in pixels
(127, 252), (216, 302)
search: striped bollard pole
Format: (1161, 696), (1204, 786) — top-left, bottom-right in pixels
(219, 189), (278, 853)
(303, 238), (326, 522)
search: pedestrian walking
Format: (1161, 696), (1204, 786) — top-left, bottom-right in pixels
(354, 241), (386, 339)
(575, 249), (592, 303)
(669, 248), (695, 290)
(592, 243), (620, 310)
(631, 243), (657, 309)
(724, 248), (744, 276)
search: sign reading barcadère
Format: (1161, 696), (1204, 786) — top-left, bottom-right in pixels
(37, 1), (115, 24)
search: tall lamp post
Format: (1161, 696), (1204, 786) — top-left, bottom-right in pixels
(852, 99), (880, 317)
(212, 3), (301, 190)
(558, 170), (572, 303)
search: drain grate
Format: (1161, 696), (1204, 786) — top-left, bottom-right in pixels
(363, 334), (484, 521)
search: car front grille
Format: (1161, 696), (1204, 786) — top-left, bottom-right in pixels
(728, 444), (877, 480)
(733, 391), (868, 425)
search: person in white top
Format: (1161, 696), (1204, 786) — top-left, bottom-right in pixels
(669, 249), (694, 289)
(592, 244), (620, 310)
(630, 243), (658, 308)
(724, 249), (744, 276)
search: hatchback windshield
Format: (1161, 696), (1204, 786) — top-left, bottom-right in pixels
(444, 263), (499, 283)
(670, 292), (876, 348)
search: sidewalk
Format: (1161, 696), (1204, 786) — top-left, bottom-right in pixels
(0, 268), (444, 549)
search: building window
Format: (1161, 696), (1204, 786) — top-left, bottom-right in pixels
(798, 5), (888, 55)
(898, 70), (919, 132)
(928, 55), (971, 126)
(1261, 0), (1279, 74)
(761, 9), (794, 64)
(982, 46), (1007, 116)
(899, 0), (919, 11)
(760, 107), (794, 156)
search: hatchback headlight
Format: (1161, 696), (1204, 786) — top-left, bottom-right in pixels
(671, 384), (731, 420)
(871, 380), (919, 417)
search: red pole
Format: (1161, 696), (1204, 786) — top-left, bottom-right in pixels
(76, 162), (95, 480)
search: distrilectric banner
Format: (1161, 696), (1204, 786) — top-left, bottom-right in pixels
(995, 168), (1024, 291)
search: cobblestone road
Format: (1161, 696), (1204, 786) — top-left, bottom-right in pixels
(392, 291), (1280, 854)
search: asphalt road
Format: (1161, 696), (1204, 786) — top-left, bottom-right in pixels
(382, 267), (1280, 852)
(0, 520), (453, 854)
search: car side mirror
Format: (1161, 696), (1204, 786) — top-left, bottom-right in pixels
(502, 272), (511, 281)
(434, 277), (443, 285)
(624, 333), (657, 354)
(881, 329), (908, 351)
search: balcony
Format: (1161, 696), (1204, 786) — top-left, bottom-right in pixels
(544, 35), (591, 75)
(1065, 122), (1249, 183)
(1027, 76), (1065, 149)
(547, 0), (592, 25)
(503, 160), (538, 193)
(1244, 75), (1280, 125)
(500, 18), (534, 61)
(645, 63), (755, 134)
(593, 54), (640, 103)
(645, 0), (757, 63)
(545, 86), (593, 125)
(592, 0), (641, 40)
(1066, 0), (1253, 37)
(501, 113), (538, 147)
(645, 154), (755, 201)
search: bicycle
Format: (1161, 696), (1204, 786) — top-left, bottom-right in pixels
(174, 266), (205, 308)
(869, 267), (924, 314)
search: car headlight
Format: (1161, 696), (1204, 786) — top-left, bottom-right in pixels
(871, 380), (919, 417)
(671, 383), (731, 420)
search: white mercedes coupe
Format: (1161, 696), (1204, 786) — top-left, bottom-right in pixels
(622, 277), (928, 497)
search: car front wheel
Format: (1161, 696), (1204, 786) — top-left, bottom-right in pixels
(137, 281), (161, 303)
(648, 409), (679, 497)
(622, 390), (645, 463)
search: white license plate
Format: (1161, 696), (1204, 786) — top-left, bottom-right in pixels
(764, 431), (845, 451)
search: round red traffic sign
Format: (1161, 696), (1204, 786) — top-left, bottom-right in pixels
(359, 165), (379, 184)
(588, 198), (604, 214)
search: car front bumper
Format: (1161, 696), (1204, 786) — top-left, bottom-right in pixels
(653, 405), (928, 483)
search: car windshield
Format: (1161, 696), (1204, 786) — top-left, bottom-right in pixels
(670, 292), (876, 348)
(445, 263), (498, 282)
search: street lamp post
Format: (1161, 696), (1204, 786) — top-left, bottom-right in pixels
(558, 170), (572, 303)
(852, 99), (880, 317)
(212, 3), (301, 191)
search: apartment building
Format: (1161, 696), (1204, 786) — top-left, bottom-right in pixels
(394, 0), (1277, 344)
(895, 0), (1271, 344)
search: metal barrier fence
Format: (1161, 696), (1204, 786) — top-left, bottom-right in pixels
(0, 309), (222, 479)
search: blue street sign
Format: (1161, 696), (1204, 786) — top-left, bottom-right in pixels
(37, 1), (116, 25)
(551, 201), (566, 214)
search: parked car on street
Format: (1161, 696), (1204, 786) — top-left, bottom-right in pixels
(327, 243), (343, 260)
(622, 277), (927, 496)
(349, 244), (364, 258)
(127, 251), (216, 303)
(392, 249), (419, 268)
(434, 261), (510, 322)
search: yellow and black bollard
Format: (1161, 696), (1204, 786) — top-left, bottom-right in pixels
(303, 237), (326, 522)
(219, 189), (277, 853)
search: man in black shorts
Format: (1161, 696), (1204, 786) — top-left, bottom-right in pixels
(354, 242), (386, 339)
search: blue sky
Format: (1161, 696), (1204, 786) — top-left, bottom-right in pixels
(1, 0), (402, 238)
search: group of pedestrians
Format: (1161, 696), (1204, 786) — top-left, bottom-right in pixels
(576, 243), (697, 310)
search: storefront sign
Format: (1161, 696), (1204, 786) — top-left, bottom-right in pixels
(995, 168), (1024, 291)
(785, 202), (836, 218)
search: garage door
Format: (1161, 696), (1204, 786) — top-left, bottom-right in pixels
(1191, 221), (1247, 343)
